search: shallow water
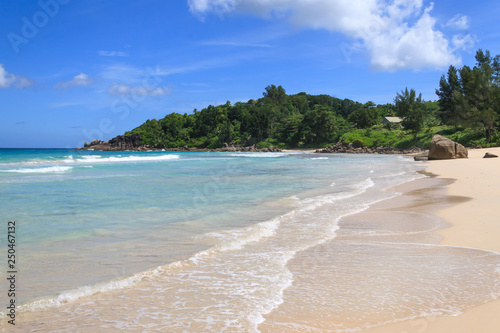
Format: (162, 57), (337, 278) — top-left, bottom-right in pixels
(0, 149), (499, 332)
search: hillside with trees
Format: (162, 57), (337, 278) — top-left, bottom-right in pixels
(123, 49), (500, 150)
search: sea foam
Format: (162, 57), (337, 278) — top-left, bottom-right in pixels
(1, 166), (73, 173)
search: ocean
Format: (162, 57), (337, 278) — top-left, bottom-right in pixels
(1, 149), (499, 332)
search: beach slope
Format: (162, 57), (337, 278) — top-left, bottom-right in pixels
(363, 147), (500, 333)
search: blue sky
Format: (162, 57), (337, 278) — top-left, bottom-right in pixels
(0, 0), (498, 148)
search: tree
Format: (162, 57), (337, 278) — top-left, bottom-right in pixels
(394, 88), (426, 140)
(300, 106), (341, 144)
(263, 84), (287, 105)
(277, 113), (303, 145)
(347, 102), (380, 128)
(436, 65), (463, 128)
(219, 120), (235, 144)
(436, 49), (500, 143)
(458, 50), (499, 143)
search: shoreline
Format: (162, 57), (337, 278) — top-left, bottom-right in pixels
(361, 147), (500, 333)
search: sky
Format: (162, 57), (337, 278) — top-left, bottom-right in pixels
(0, 0), (499, 148)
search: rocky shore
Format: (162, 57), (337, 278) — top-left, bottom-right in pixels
(75, 135), (282, 152)
(76, 134), (453, 156)
(315, 140), (425, 155)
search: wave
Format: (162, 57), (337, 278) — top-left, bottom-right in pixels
(1, 166), (73, 174)
(191, 219), (281, 265)
(1, 166), (421, 325)
(62, 154), (180, 164)
(14, 265), (166, 315)
(227, 152), (286, 158)
(10, 217), (281, 315)
(8, 178), (375, 315)
(0, 154), (181, 169)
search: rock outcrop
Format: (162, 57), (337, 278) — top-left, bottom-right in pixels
(483, 152), (498, 158)
(76, 136), (282, 152)
(220, 142), (280, 152)
(76, 134), (144, 151)
(315, 140), (424, 155)
(428, 135), (468, 160)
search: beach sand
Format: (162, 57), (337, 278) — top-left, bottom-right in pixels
(262, 147), (500, 332)
(361, 147), (500, 333)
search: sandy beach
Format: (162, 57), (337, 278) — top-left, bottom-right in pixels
(361, 147), (500, 333)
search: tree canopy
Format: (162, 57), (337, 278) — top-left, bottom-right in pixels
(125, 86), (373, 148)
(121, 49), (500, 150)
(436, 49), (500, 142)
(395, 88), (427, 139)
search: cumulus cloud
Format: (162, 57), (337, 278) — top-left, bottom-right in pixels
(55, 73), (93, 89)
(188, 0), (471, 71)
(0, 64), (33, 89)
(446, 14), (470, 30)
(107, 83), (171, 97)
(99, 50), (128, 57)
(452, 34), (475, 51)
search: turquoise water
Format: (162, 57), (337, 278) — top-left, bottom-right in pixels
(0, 149), (414, 302)
(1, 149), (499, 332)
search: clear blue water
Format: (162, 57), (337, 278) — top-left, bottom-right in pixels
(1, 149), (499, 332)
(0, 149), (415, 301)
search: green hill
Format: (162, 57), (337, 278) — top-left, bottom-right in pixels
(121, 49), (500, 150)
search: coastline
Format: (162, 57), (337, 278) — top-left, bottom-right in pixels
(360, 147), (500, 333)
(3, 148), (499, 331)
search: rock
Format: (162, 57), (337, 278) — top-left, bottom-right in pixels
(414, 153), (429, 161)
(84, 141), (90, 148)
(90, 139), (101, 146)
(314, 141), (425, 156)
(483, 152), (498, 158)
(428, 135), (468, 160)
(109, 134), (141, 150)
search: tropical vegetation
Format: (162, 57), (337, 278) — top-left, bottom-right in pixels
(124, 49), (500, 149)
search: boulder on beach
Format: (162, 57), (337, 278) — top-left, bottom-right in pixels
(483, 152), (498, 158)
(428, 135), (468, 160)
(90, 139), (101, 146)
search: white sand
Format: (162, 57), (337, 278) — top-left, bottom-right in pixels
(362, 147), (500, 333)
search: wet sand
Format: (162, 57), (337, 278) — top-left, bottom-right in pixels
(362, 147), (500, 333)
(261, 148), (500, 332)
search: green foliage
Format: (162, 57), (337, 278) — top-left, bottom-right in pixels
(255, 138), (287, 149)
(436, 49), (500, 143)
(300, 106), (347, 144)
(394, 87), (427, 139)
(341, 128), (403, 147)
(347, 102), (381, 128)
(121, 57), (500, 151)
(124, 85), (358, 149)
(436, 65), (463, 127)
(340, 125), (500, 150)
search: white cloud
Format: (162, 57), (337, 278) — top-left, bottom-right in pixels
(55, 73), (93, 89)
(188, 0), (470, 71)
(107, 83), (171, 97)
(446, 14), (470, 30)
(99, 50), (128, 57)
(0, 64), (33, 89)
(452, 34), (475, 51)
